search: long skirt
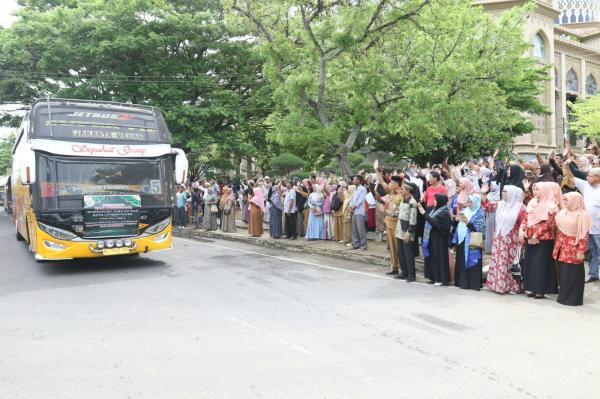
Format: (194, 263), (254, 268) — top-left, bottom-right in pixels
(269, 206), (283, 238)
(424, 232), (450, 284)
(557, 261), (585, 306)
(248, 205), (263, 237)
(203, 209), (218, 230)
(323, 213), (334, 240)
(367, 207), (376, 230)
(343, 219), (352, 243)
(455, 242), (482, 291)
(221, 209), (236, 232)
(485, 232), (521, 294)
(333, 214), (344, 241)
(523, 240), (558, 295)
(242, 203), (249, 223)
(485, 210), (495, 254)
(306, 212), (324, 240)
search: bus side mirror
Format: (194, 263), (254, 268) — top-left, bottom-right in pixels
(20, 152), (36, 185)
(172, 148), (188, 185)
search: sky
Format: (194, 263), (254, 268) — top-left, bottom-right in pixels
(0, 1), (22, 136)
(0, 0), (19, 28)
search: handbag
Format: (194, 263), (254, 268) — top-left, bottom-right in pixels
(224, 208), (231, 215)
(469, 231), (483, 248)
(210, 204), (218, 214)
(510, 246), (523, 277)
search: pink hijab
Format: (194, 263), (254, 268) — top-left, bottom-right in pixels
(456, 178), (474, 205)
(250, 187), (265, 211)
(556, 192), (593, 242)
(526, 182), (557, 228)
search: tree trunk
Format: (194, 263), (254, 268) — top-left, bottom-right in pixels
(337, 145), (353, 179)
(337, 124), (363, 179)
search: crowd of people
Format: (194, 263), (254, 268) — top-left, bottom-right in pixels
(174, 141), (600, 307)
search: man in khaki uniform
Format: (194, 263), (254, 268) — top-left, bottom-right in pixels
(377, 171), (403, 275)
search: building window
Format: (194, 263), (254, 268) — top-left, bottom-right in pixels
(566, 68), (579, 92)
(554, 68), (559, 90)
(534, 33), (545, 59)
(586, 74), (597, 95)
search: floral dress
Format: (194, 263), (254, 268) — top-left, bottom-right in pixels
(483, 201), (526, 294)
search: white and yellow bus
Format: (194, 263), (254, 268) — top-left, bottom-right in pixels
(11, 98), (188, 260)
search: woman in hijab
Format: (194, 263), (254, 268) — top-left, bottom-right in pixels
(418, 193), (451, 286)
(305, 185), (325, 240)
(248, 187), (264, 237)
(445, 179), (458, 283)
(269, 183), (284, 238)
(520, 182), (559, 299)
(342, 185), (356, 245)
(553, 192), (593, 306)
(482, 185), (525, 294)
(483, 180), (501, 254)
(453, 194), (486, 290)
(456, 178), (474, 215)
(333, 183), (346, 243)
(221, 187), (237, 233)
(202, 187), (219, 231)
(322, 185), (335, 240)
(532, 163), (555, 184)
(501, 164), (525, 192)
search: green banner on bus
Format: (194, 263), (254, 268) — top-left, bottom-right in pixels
(83, 195), (141, 238)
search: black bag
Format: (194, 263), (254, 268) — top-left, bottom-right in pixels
(330, 193), (342, 211)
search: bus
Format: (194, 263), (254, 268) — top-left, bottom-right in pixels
(11, 98), (188, 260)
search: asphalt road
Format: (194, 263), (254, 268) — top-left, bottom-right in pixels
(1, 210), (600, 399)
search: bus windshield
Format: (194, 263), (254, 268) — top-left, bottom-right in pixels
(34, 154), (173, 210)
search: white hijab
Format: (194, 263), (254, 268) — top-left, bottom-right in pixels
(495, 185), (523, 237)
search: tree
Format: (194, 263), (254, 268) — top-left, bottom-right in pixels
(0, 0), (273, 174)
(0, 133), (16, 175)
(568, 95), (600, 140)
(269, 152), (305, 176)
(229, 0), (548, 173)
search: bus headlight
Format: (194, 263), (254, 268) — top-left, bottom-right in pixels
(115, 240), (123, 248)
(145, 218), (171, 234)
(96, 241), (105, 249)
(43, 240), (66, 250)
(124, 239), (133, 247)
(106, 240), (115, 248)
(38, 222), (78, 241)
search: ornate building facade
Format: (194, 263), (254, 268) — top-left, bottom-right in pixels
(476, 0), (600, 156)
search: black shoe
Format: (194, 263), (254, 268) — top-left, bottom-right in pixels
(534, 294), (545, 299)
(427, 279), (435, 284)
(585, 275), (599, 283)
(405, 277), (416, 283)
(386, 270), (399, 275)
(393, 274), (406, 280)
(527, 292), (536, 298)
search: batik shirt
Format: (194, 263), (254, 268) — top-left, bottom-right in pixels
(394, 197), (418, 241)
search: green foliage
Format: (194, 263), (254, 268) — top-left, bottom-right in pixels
(0, 133), (16, 175)
(269, 152), (305, 176)
(0, 0), (272, 174)
(231, 0), (548, 169)
(569, 95), (600, 139)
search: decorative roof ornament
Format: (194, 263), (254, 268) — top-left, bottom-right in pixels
(557, 0), (600, 24)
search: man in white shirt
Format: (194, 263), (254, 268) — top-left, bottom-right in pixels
(568, 166), (600, 282)
(284, 181), (298, 239)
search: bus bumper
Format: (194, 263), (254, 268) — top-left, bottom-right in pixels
(34, 228), (173, 260)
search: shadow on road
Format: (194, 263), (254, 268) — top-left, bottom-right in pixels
(39, 255), (168, 277)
